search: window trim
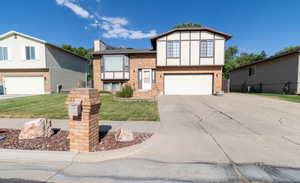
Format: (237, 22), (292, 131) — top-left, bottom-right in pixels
(200, 40), (214, 58)
(166, 40), (180, 58)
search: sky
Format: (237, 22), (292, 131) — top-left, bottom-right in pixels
(1, 0), (300, 56)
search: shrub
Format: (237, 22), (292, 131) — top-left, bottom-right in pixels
(116, 85), (133, 98)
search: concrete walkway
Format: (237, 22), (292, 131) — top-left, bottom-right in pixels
(0, 95), (34, 100)
(0, 118), (160, 133)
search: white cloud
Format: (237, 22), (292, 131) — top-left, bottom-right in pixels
(99, 16), (157, 39)
(55, 0), (157, 39)
(55, 0), (91, 19)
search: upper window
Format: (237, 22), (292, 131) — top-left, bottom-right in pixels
(248, 67), (256, 76)
(167, 41), (180, 58)
(200, 40), (214, 57)
(0, 47), (8, 61)
(103, 55), (128, 72)
(25, 46), (36, 60)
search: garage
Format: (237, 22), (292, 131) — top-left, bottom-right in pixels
(164, 74), (213, 95)
(3, 76), (45, 95)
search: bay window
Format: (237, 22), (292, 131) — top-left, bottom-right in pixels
(103, 55), (128, 72)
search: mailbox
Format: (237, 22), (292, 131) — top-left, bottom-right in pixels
(68, 100), (82, 117)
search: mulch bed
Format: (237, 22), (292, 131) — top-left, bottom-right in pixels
(0, 128), (152, 152)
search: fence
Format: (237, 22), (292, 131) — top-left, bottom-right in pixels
(222, 79), (230, 93)
(230, 81), (300, 94)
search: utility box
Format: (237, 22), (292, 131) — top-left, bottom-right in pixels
(68, 100), (82, 117)
(65, 88), (100, 152)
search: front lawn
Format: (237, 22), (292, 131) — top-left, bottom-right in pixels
(0, 94), (159, 121)
(252, 93), (300, 103)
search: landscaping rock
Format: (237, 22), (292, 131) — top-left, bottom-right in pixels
(115, 128), (134, 142)
(19, 118), (54, 140)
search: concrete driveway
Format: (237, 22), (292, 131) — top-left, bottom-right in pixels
(132, 93), (300, 167)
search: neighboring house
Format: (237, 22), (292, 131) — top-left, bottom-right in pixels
(230, 49), (300, 94)
(92, 27), (232, 98)
(0, 31), (88, 95)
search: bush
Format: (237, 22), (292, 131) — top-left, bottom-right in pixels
(116, 85), (133, 98)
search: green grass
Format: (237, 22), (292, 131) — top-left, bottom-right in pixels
(0, 94), (160, 121)
(251, 93), (300, 103)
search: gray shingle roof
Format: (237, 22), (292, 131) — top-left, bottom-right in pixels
(91, 49), (156, 55)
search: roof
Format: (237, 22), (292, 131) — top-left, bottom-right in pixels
(150, 27), (233, 49)
(91, 49), (156, 55)
(230, 49), (300, 72)
(0, 31), (89, 61)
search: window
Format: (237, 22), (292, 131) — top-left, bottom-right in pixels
(200, 40), (214, 57)
(103, 82), (111, 91)
(152, 69), (156, 83)
(167, 41), (180, 58)
(25, 46), (36, 60)
(0, 47), (8, 61)
(104, 82), (121, 91)
(103, 55), (127, 72)
(112, 83), (121, 91)
(124, 57), (129, 71)
(248, 67), (256, 76)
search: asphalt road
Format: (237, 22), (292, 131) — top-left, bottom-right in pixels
(1, 158), (300, 182)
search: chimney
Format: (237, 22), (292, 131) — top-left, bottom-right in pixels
(94, 40), (106, 52)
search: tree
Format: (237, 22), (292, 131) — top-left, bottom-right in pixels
(223, 46), (238, 79)
(275, 46), (300, 55)
(173, 22), (203, 29)
(223, 47), (267, 79)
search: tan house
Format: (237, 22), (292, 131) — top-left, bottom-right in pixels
(230, 49), (300, 94)
(0, 31), (88, 95)
(92, 27), (232, 99)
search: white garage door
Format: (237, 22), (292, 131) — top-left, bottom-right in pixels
(164, 74), (213, 95)
(4, 77), (45, 95)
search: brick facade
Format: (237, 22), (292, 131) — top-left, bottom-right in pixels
(92, 54), (223, 99)
(0, 69), (51, 94)
(66, 88), (100, 152)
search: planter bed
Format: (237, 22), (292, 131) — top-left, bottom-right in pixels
(0, 128), (152, 152)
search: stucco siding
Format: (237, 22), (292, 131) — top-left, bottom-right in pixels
(156, 30), (225, 67)
(45, 45), (88, 92)
(180, 41), (189, 65)
(230, 53), (300, 94)
(0, 34), (46, 69)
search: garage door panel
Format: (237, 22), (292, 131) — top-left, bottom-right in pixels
(164, 74), (213, 95)
(4, 77), (45, 95)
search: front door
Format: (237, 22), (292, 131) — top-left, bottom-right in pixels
(142, 69), (152, 90)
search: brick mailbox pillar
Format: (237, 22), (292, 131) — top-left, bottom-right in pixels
(65, 88), (100, 152)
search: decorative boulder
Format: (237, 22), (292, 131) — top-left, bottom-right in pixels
(19, 118), (54, 140)
(115, 128), (134, 142)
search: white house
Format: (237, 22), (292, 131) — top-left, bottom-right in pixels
(0, 31), (88, 95)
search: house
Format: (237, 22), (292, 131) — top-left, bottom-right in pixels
(230, 49), (300, 94)
(0, 31), (88, 95)
(92, 27), (232, 98)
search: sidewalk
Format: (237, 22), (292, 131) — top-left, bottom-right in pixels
(0, 118), (160, 133)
